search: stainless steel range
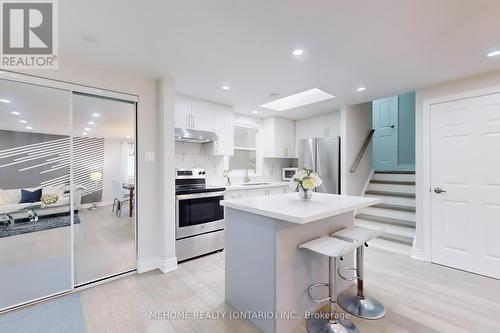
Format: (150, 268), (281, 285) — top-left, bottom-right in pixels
(175, 168), (225, 261)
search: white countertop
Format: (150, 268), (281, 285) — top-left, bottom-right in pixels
(221, 192), (380, 224)
(225, 182), (291, 191)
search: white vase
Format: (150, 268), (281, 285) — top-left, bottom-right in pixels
(298, 187), (313, 200)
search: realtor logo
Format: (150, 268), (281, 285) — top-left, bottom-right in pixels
(1, 0), (58, 69)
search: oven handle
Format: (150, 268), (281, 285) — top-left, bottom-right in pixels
(176, 191), (225, 200)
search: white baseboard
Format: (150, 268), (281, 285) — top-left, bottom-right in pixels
(160, 257), (178, 273)
(137, 257), (161, 273)
(410, 247), (428, 262)
(137, 256), (178, 274)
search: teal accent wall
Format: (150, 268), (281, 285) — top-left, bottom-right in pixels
(397, 92), (415, 165)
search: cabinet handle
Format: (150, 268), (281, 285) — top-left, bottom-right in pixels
(188, 115), (191, 128)
(216, 142), (219, 153)
(192, 115), (195, 128)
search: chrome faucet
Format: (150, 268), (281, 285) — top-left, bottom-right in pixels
(244, 163), (256, 183)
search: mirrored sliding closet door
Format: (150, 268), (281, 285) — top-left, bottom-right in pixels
(0, 79), (73, 309)
(72, 93), (136, 286)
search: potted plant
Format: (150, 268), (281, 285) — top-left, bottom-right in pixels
(290, 168), (322, 200)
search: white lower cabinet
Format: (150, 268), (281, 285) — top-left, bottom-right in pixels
(226, 185), (290, 199)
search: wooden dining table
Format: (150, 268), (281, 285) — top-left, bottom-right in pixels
(122, 184), (135, 218)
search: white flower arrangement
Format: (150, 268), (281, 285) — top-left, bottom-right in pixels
(290, 168), (322, 191)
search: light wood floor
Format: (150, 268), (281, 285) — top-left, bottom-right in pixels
(78, 247), (500, 333)
(75, 205), (135, 285)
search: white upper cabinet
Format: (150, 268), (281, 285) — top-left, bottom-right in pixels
(190, 99), (216, 131)
(209, 104), (234, 156)
(295, 119), (308, 140)
(175, 94), (234, 156)
(325, 111), (340, 137)
(263, 117), (295, 158)
(307, 115), (327, 137)
(174, 94), (191, 129)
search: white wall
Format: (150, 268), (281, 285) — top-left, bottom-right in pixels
(341, 103), (373, 195)
(414, 68), (500, 254)
(20, 57), (175, 272)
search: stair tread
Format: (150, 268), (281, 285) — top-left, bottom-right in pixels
(371, 203), (416, 212)
(374, 170), (415, 174)
(378, 233), (414, 246)
(356, 214), (416, 228)
(370, 180), (415, 186)
(365, 190), (416, 198)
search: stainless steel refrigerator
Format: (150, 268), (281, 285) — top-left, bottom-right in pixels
(297, 137), (341, 194)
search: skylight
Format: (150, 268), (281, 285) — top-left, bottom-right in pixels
(259, 88), (334, 111)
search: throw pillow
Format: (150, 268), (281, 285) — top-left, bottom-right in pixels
(42, 186), (65, 198)
(0, 189), (22, 205)
(41, 194), (59, 205)
(19, 188), (42, 204)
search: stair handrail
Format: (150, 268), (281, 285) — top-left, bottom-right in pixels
(350, 129), (375, 173)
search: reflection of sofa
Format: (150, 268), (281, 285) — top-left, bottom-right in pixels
(0, 185), (85, 220)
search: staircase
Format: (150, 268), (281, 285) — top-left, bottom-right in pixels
(356, 171), (415, 249)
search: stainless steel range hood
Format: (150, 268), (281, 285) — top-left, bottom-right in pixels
(175, 127), (218, 143)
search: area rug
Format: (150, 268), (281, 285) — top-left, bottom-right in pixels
(0, 293), (85, 333)
(0, 214), (81, 238)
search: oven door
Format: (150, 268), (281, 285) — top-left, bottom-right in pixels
(176, 191), (225, 239)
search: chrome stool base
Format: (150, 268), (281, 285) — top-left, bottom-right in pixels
(337, 291), (385, 320)
(306, 318), (360, 333)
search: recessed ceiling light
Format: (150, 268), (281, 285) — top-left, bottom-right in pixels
(487, 50), (500, 57)
(19, 120), (27, 124)
(357, 87), (366, 92)
(82, 132), (88, 136)
(25, 126), (32, 130)
(92, 113), (100, 117)
(221, 85), (230, 91)
(292, 49), (304, 56)
(84, 127), (91, 131)
(0, 99), (10, 103)
(259, 88), (335, 111)
(252, 110), (259, 114)
(88, 121), (95, 125)
(11, 111), (20, 116)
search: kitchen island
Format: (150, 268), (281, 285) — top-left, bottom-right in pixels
(221, 192), (379, 333)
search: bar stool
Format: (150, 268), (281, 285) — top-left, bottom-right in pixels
(299, 236), (361, 333)
(330, 227), (385, 320)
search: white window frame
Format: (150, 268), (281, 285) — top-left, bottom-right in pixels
(227, 122), (263, 177)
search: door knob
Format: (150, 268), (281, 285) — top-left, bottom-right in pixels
(434, 187), (447, 194)
(390, 125), (395, 128)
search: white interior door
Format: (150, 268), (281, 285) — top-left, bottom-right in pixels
(431, 93), (500, 279)
(372, 96), (398, 171)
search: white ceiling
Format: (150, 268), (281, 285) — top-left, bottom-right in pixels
(0, 80), (135, 139)
(20, 1), (500, 119)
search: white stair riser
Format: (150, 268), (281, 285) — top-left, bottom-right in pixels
(368, 183), (415, 193)
(360, 207), (415, 222)
(365, 194), (416, 207)
(355, 219), (416, 238)
(373, 173), (415, 182)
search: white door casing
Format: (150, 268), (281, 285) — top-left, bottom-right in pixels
(430, 93), (500, 279)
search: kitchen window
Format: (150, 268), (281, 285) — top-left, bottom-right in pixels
(229, 125), (259, 173)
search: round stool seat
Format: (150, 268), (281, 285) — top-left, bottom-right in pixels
(299, 236), (360, 258)
(330, 226), (384, 244)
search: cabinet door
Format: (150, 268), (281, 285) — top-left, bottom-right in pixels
(283, 119), (295, 158)
(213, 105), (234, 156)
(191, 99), (215, 131)
(307, 115), (327, 138)
(295, 119), (308, 140)
(175, 94), (191, 128)
(226, 190), (247, 200)
(325, 112), (340, 137)
(268, 187), (286, 195)
(246, 188), (268, 197)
